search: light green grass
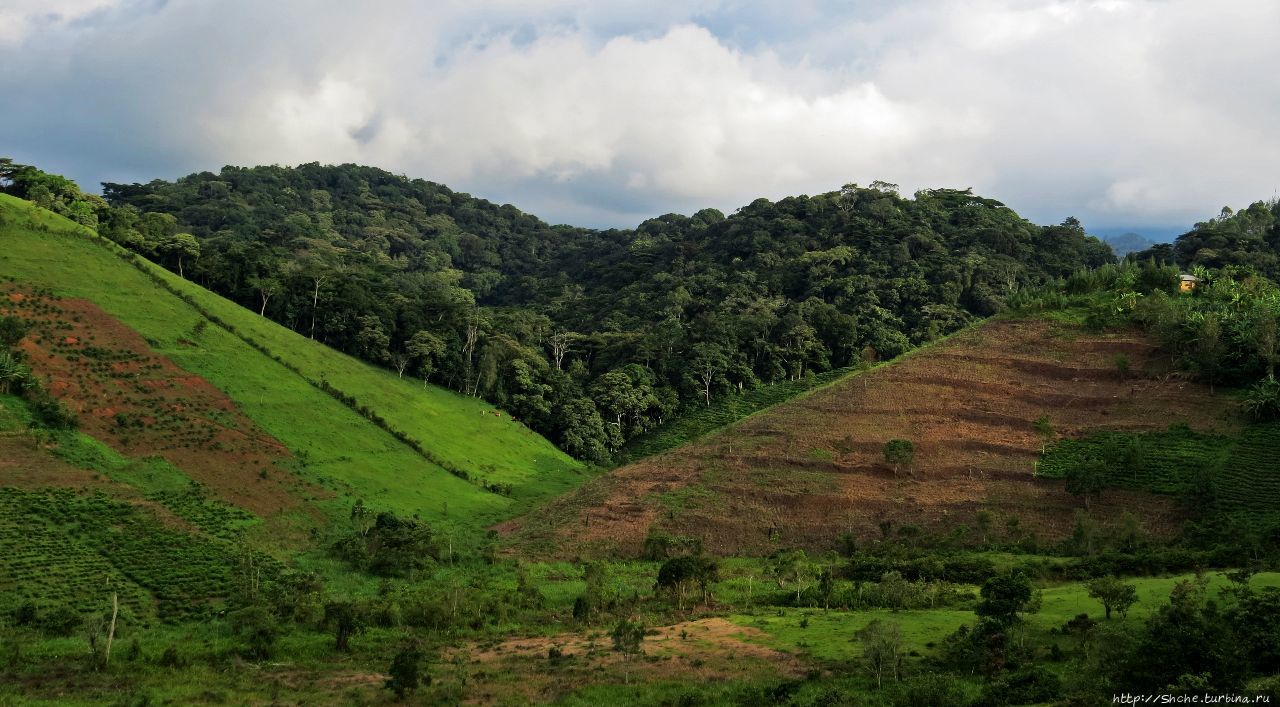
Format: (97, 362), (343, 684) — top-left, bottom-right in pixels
(0, 194), (583, 533)
(730, 570), (1280, 662)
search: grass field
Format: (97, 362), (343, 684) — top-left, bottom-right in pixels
(732, 570), (1280, 663)
(0, 194), (584, 532)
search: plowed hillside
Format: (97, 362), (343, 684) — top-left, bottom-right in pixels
(509, 317), (1237, 557)
(0, 193), (584, 533)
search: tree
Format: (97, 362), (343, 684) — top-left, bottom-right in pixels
(0, 352), (31, 395)
(976, 572), (1032, 626)
(857, 619), (904, 688)
(354, 315), (391, 363)
(976, 510), (994, 546)
(323, 601), (364, 651)
(405, 330), (445, 383)
(611, 619), (645, 684)
(883, 439), (915, 476)
(1033, 415), (1053, 453)
(227, 605), (279, 660)
(1087, 576), (1138, 620)
(1065, 459), (1107, 510)
(655, 556), (719, 610)
(769, 549), (816, 603)
(159, 232), (200, 278)
(247, 274), (279, 317)
(385, 642), (427, 700)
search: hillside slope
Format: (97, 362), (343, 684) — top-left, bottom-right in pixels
(0, 194), (583, 531)
(507, 315), (1237, 557)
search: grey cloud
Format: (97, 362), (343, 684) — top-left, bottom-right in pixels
(1, 0), (1276, 234)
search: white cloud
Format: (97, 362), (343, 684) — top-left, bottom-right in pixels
(1, 0), (1276, 230)
(0, 0), (120, 44)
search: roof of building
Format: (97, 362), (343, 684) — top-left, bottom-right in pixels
(1179, 274), (1200, 281)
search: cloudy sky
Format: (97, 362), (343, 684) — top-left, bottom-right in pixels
(2, 0), (1277, 234)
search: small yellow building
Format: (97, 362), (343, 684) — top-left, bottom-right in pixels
(1179, 274), (1200, 293)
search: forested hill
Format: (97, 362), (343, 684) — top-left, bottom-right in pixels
(1140, 199), (1280, 278)
(3, 160), (1114, 462)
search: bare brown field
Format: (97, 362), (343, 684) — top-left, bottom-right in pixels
(2, 286), (324, 518)
(508, 317), (1238, 557)
(452, 617), (802, 704)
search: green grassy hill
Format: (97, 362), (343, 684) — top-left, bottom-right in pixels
(0, 194), (584, 533)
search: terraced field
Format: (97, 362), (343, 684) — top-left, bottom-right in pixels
(1039, 423), (1280, 515)
(509, 316), (1236, 557)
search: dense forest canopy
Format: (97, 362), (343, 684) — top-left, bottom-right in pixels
(3, 159), (1115, 461)
(1140, 200), (1280, 278)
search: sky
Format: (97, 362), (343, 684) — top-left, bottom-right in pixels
(2, 0), (1277, 235)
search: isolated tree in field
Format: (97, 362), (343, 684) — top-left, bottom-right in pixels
(857, 619), (904, 688)
(656, 556), (719, 609)
(385, 642), (426, 701)
(1112, 353), (1131, 380)
(227, 605), (278, 660)
(976, 572), (1032, 626)
(976, 510), (994, 546)
(883, 439), (915, 476)
(1065, 459), (1107, 510)
(1032, 415), (1053, 453)
(1086, 576), (1138, 620)
(610, 619), (645, 684)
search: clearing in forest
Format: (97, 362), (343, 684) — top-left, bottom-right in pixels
(509, 316), (1236, 557)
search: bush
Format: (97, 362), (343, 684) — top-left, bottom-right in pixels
(27, 391), (78, 430)
(38, 605), (81, 637)
(1244, 376), (1280, 421)
(980, 666), (1062, 706)
(894, 673), (972, 707)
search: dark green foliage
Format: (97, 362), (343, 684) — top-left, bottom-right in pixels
(1086, 576), (1138, 619)
(25, 390), (77, 430)
(38, 605), (81, 637)
(892, 673), (971, 707)
(610, 618), (645, 658)
(1139, 200), (1280, 281)
(655, 556), (719, 608)
(980, 666), (1061, 706)
(1244, 376), (1280, 420)
(385, 642), (426, 700)
(1107, 577), (1249, 692)
(92, 165), (1113, 461)
(227, 605), (278, 660)
(323, 601), (364, 652)
(332, 509), (439, 578)
(883, 439), (915, 475)
(975, 573), (1032, 625)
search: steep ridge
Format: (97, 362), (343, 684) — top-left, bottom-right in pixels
(508, 316), (1235, 557)
(0, 194), (584, 530)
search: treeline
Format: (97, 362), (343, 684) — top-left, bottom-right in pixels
(2, 159), (1114, 462)
(1142, 198), (1280, 280)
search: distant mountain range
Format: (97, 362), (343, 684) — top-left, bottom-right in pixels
(1100, 231), (1162, 256)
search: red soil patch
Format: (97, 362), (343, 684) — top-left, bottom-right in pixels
(1, 286), (326, 519)
(515, 318), (1234, 557)
(454, 617), (801, 704)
